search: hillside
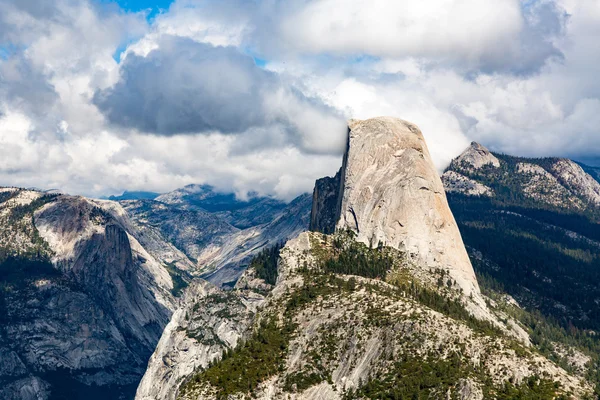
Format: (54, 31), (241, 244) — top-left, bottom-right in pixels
(0, 184), (311, 399)
(177, 230), (590, 399)
(140, 118), (592, 400)
(443, 143), (600, 330)
(0, 189), (179, 399)
(443, 142), (600, 395)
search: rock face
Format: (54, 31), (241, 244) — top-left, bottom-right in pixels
(551, 159), (600, 205)
(444, 142), (600, 333)
(159, 119), (595, 400)
(135, 271), (266, 400)
(442, 170), (493, 197)
(0, 190), (180, 399)
(453, 141), (500, 170)
(309, 170), (342, 234)
(314, 117), (480, 298)
(444, 142), (600, 211)
(37, 196), (176, 352)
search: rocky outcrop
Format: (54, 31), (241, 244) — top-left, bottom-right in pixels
(442, 170), (493, 197)
(136, 271), (266, 400)
(36, 196), (176, 351)
(445, 142), (600, 213)
(124, 193), (312, 287)
(452, 142), (500, 170)
(514, 162), (584, 208)
(161, 118), (595, 400)
(333, 117), (480, 298)
(179, 231), (591, 399)
(197, 193), (311, 285)
(551, 159), (600, 205)
(309, 169), (342, 234)
(444, 144), (600, 340)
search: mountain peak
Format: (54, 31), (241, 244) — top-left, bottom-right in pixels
(455, 141), (500, 169)
(312, 117), (482, 299)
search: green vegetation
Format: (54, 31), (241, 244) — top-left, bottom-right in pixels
(7, 193), (59, 223)
(313, 232), (502, 337)
(180, 230), (576, 398)
(322, 230), (396, 279)
(344, 353), (465, 399)
(347, 351), (560, 399)
(0, 192), (58, 260)
(478, 271), (600, 397)
(487, 375), (562, 400)
(164, 262), (190, 297)
(444, 153), (600, 397)
(0, 190), (17, 204)
(448, 154), (600, 220)
(180, 316), (293, 399)
(346, 353), (560, 400)
(249, 242), (284, 285)
(448, 194), (600, 332)
(179, 249), (363, 398)
(0, 256), (60, 324)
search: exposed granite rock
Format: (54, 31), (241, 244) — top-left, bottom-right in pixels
(335, 117), (481, 299)
(551, 159), (600, 205)
(309, 168), (342, 234)
(190, 193), (311, 286)
(0, 191), (181, 399)
(0, 376), (51, 400)
(136, 272), (266, 400)
(36, 196), (175, 351)
(446, 143), (600, 212)
(179, 232), (591, 399)
(453, 142), (500, 169)
(442, 170), (493, 197)
(124, 193), (311, 287)
(515, 162), (584, 208)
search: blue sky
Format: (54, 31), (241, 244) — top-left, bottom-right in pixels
(109, 0), (174, 19)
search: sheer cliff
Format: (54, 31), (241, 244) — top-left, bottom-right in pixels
(311, 117), (481, 300)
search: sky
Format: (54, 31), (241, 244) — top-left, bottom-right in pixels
(0, 0), (599, 200)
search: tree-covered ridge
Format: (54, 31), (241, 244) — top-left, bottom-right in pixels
(249, 242), (284, 285)
(178, 232), (585, 399)
(446, 148), (600, 329)
(447, 152), (600, 220)
(477, 271), (600, 398)
(445, 150), (600, 396)
(449, 194), (600, 330)
(0, 191), (58, 261)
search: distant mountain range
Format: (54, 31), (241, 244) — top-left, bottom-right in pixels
(0, 185), (310, 399)
(443, 143), (600, 332)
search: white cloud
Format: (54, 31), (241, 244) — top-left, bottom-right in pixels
(278, 0), (524, 65)
(0, 0), (599, 201)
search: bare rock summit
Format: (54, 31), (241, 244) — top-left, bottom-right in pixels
(313, 117), (481, 299)
(454, 142), (501, 169)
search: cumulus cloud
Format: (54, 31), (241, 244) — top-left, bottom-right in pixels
(158, 0), (567, 74)
(94, 36), (347, 154)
